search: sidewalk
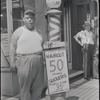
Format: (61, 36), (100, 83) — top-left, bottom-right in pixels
(66, 78), (99, 100)
(1, 78), (99, 100)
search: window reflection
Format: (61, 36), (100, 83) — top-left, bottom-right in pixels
(1, 0), (24, 33)
(1, 9), (8, 33)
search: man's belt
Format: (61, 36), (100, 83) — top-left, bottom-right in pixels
(17, 52), (42, 56)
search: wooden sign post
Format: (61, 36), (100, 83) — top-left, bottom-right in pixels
(43, 42), (70, 100)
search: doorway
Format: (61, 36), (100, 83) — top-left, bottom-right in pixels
(71, 1), (90, 70)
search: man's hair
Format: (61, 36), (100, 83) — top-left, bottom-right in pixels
(83, 21), (91, 27)
(24, 9), (36, 16)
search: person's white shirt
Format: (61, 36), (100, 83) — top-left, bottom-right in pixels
(16, 27), (43, 54)
(74, 30), (94, 46)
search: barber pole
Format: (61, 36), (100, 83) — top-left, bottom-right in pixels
(47, 10), (62, 41)
(46, 0), (62, 41)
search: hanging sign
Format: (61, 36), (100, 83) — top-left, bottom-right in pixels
(44, 44), (70, 94)
(46, 0), (61, 8)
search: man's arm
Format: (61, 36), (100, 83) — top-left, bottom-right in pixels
(73, 31), (84, 46)
(10, 28), (21, 71)
(36, 28), (44, 46)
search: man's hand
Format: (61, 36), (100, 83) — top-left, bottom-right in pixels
(10, 64), (17, 73)
(81, 44), (88, 52)
(74, 36), (83, 46)
(10, 67), (17, 72)
(47, 41), (52, 48)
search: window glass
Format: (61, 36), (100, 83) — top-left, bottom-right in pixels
(1, 0), (8, 33)
(12, 0), (24, 31)
(1, 0), (24, 67)
(1, 0), (9, 67)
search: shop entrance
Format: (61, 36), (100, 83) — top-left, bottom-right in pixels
(62, 0), (91, 71)
(71, 1), (90, 70)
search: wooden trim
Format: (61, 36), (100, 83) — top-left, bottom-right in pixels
(1, 67), (11, 73)
(68, 2), (72, 70)
(63, 8), (67, 43)
(6, 0), (13, 46)
(63, 2), (72, 70)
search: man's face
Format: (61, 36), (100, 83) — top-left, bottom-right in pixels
(84, 26), (91, 31)
(23, 13), (35, 30)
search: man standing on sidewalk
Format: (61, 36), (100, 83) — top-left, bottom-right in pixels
(74, 21), (95, 80)
(10, 8), (44, 100)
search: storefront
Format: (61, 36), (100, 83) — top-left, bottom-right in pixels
(1, 0), (24, 96)
(1, 0), (99, 96)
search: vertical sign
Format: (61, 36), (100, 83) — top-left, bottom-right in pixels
(45, 48), (70, 95)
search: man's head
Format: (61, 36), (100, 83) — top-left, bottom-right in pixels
(23, 9), (36, 30)
(83, 21), (91, 31)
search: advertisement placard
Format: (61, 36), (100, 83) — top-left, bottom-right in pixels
(45, 48), (70, 95)
(1, 34), (9, 56)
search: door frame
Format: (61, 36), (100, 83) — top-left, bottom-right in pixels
(63, 0), (72, 70)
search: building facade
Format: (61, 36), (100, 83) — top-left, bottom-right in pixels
(1, 0), (99, 96)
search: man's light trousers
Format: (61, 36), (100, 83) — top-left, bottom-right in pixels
(16, 54), (44, 100)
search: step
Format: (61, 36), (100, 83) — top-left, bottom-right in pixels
(68, 70), (84, 83)
(68, 70), (84, 79)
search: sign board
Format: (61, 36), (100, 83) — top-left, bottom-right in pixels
(44, 47), (70, 95)
(1, 34), (9, 56)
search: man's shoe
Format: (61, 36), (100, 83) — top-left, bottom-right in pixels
(84, 78), (93, 81)
(41, 87), (47, 98)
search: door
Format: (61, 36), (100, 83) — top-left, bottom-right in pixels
(71, 1), (90, 70)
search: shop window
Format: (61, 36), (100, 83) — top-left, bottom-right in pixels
(1, 0), (24, 67)
(12, 0), (24, 31)
(13, 7), (24, 31)
(1, 0), (9, 67)
(1, 5), (8, 33)
(1, 0), (24, 33)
